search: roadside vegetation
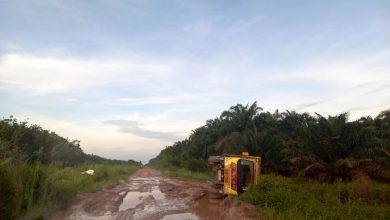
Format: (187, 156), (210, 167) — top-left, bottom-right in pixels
(0, 117), (141, 219)
(162, 168), (211, 181)
(240, 174), (390, 220)
(149, 102), (390, 219)
(149, 151), (212, 181)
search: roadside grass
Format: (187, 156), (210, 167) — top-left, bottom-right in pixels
(240, 174), (390, 220)
(0, 159), (138, 220)
(162, 168), (212, 182)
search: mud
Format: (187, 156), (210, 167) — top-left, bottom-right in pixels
(50, 167), (259, 220)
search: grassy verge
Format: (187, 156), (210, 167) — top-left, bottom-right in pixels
(240, 174), (390, 220)
(0, 159), (138, 219)
(149, 164), (212, 181)
(159, 168), (211, 182)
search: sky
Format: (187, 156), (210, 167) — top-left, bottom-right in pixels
(0, 0), (389, 163)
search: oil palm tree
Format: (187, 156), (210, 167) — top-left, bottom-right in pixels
(220, 102), (262, 155)
(284, 113), (390, 182)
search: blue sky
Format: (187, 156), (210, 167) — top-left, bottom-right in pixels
(0, 0), (389, 163)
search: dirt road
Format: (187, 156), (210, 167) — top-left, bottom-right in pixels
(50, 167), (259, 220)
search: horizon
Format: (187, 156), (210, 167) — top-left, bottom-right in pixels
(1, 0), (389, 163)
(2, 104), (388, 164)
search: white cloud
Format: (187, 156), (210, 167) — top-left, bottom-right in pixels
(0, 53), (175, 95)
(102, 119), (182, 140)
(103, 110), (202, 138)
(105, 94), (194, 106)
(280, 51), (390, 85)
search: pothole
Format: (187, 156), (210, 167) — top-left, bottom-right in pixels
(119, 191), (147, 211)
(119, 177), (167, 211)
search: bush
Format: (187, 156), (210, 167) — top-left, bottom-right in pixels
(0, 160), (22, 219)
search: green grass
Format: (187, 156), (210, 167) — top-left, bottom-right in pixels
(162, 168), (212, 181)
(0, 159), (138, 219)
(240, 174), (390, 220)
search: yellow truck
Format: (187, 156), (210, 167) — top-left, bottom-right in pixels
(208, 152), (261, 195)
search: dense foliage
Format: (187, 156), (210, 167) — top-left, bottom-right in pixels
(0, 117), (141, 219)
(0, 116), (141, 166)
(149, 102), (390, 182)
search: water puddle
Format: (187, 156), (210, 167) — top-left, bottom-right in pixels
(118, 191), (146, 211)
(117, 176), (201, 220)
(119, 177), (167, 211)
(159, 213), (199, 220)
(194, 194), (221, 220)
(151, 186), (166, 200)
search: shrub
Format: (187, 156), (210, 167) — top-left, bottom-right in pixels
(0, 160), (22, 219)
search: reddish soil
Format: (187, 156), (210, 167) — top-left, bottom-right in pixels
(50, 167), (259, 220)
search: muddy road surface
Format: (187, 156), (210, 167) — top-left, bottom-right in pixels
(51, 167), (259, 220)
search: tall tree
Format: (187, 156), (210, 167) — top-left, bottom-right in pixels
(219, 102), (262, 155)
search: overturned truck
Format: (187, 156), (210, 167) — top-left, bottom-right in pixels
(208, 152), (261, 195)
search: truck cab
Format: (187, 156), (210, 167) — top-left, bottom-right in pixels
(208, 152), (261, 195)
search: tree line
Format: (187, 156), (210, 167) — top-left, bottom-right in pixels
(0, 116), (141, 166)
(149, 102), (390, 182)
